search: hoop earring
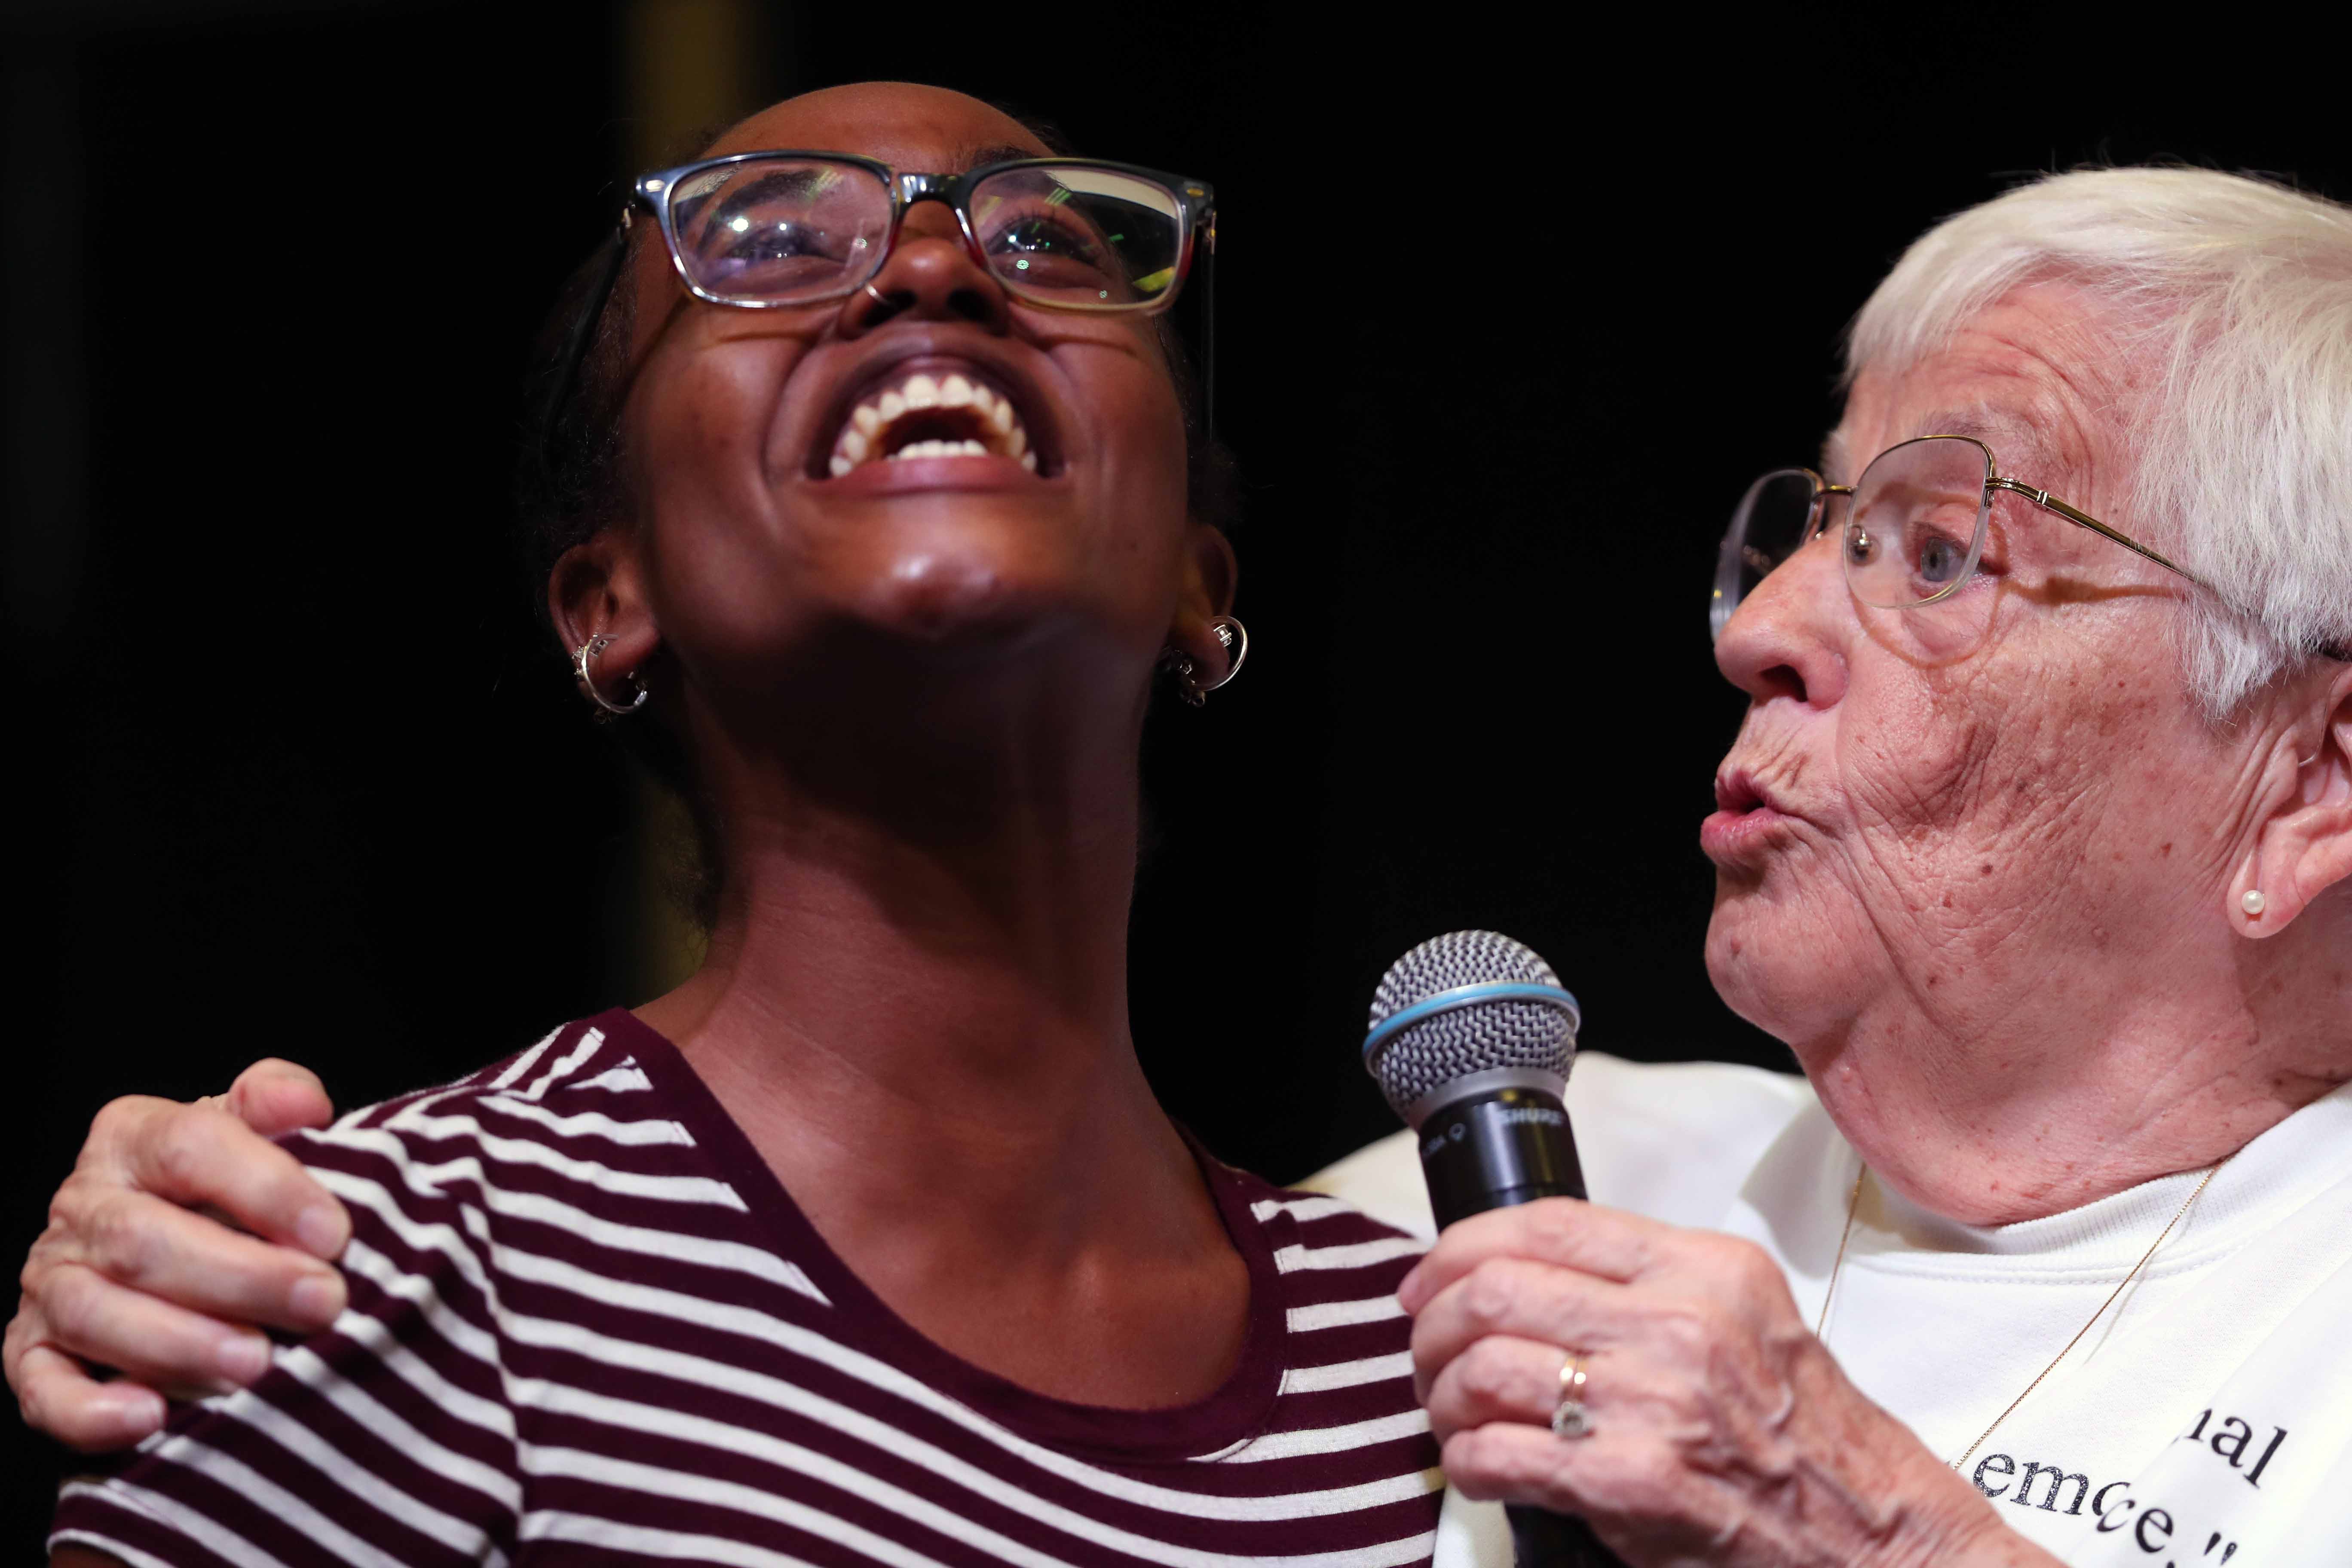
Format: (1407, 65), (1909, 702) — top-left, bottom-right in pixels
(1161, 615), (1250, 707)
(1196, 616), (1249, 695)
(574, 634), (649, 720)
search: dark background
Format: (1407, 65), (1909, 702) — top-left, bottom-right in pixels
(6, 0), (2347, 1543)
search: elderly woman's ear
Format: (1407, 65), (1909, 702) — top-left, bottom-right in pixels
(549, 533), (661, 695)
(2236, 668), (2352, 935)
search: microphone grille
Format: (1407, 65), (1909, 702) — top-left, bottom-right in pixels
(1365, 930), (1578, 1120)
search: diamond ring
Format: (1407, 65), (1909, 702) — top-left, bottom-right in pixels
(1552, 1350), (1594, 1439)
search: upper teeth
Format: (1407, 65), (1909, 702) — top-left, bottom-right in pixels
(827, 368), (1038, 478)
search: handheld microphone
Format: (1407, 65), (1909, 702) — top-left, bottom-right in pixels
(1363, 930), (1623, 1568)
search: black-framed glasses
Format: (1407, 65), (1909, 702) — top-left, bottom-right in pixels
(1711, 434), (2349, 661)
(636, 151), (1212, 312)
(539, 151), (1216, 469)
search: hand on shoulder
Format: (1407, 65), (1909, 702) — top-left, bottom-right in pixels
(8, 1060), (347, 1451)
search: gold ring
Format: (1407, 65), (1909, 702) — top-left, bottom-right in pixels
(1551, 1350), (1594, 1439)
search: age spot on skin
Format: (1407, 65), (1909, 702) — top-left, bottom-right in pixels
(1980, 863), (1994, 876)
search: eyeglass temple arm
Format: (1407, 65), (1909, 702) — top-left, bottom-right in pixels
(1198, 219), (1216, 443)
(1989, 476), (2352, 663)
(1987, 476), (2201, 582)
(536, 215), (634, 475)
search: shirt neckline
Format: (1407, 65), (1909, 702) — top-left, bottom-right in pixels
(1847, 1078), (2352, 1277)
(585, 1007), (1290, 1463)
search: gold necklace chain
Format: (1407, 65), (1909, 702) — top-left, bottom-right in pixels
(1813, 1156), (2230, 1472)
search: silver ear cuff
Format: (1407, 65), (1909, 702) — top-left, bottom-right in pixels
(1164, 615), (1250, 707)
(574, 634), (649, 720)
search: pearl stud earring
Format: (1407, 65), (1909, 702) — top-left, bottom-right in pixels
(2242, 889), (2267, 916)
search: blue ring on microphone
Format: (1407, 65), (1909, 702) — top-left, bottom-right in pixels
(1360, 981), (1583, 1064)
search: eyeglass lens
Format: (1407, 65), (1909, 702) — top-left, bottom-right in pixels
(1712, 469), (1819, 639)
(1713, 438), (1994, 636)
(663, 157), (1188, 310)
(1841, 438), (1991, 610)
(967, 165), (1186, 308)
(667, 158), (893, 302)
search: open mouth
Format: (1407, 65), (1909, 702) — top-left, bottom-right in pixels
(823, 364), (1038, 479)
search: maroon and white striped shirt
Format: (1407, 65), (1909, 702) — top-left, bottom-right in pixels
(52, 1011), (1444, 1566)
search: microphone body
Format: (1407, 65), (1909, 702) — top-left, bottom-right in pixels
(1363, 934), (1624, 1568)
(1416, 1076), (1588, 1225)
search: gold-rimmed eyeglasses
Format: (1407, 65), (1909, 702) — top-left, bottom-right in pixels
(1713, 434), (2205, 644)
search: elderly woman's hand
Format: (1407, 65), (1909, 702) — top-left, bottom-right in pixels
(1400, 1199), (2057, 1567)
(6, 1060), (349, 1451)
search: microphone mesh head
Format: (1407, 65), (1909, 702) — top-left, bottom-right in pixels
(1366, 930), (1577, 1121)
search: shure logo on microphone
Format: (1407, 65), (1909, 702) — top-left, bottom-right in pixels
(1495, 1106), (1565, 1127)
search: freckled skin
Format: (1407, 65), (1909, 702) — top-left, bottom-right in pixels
(1706, 281), (2352, 1225)
(1403, 281), (2351, 1568)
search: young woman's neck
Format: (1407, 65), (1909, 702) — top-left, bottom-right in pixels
(632, 683), (1252, 1406)
(672, 743), (1152, 1145)
(631, 679), (1243, 1374)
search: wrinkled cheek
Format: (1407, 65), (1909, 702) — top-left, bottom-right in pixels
(1838, 665), (2018, 858)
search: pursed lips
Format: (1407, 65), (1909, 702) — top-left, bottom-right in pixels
(1703, 765), (1822, 861)
(1715, 769), (1782, 817)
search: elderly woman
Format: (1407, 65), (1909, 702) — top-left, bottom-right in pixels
(16, 166), (2352, 1565)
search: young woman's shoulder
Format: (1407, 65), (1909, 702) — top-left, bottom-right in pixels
(46, 1009), (772, 1566)
(288, 1010), (716, 1227)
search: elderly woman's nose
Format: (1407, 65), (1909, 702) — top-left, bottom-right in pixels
(1715, 535), (1849, 710)
(844, 209), (1010, 337)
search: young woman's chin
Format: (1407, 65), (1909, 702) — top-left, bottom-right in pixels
(847, 557), (1057, 644)
(790, 504), (1161, 649)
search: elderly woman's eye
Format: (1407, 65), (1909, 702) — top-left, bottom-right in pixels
(1914, 531), (1969, 585)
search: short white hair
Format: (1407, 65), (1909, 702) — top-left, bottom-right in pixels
(1848, 167), (2352, 716)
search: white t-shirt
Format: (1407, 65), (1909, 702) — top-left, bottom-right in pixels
(1308, 1053), (2352, 1565)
